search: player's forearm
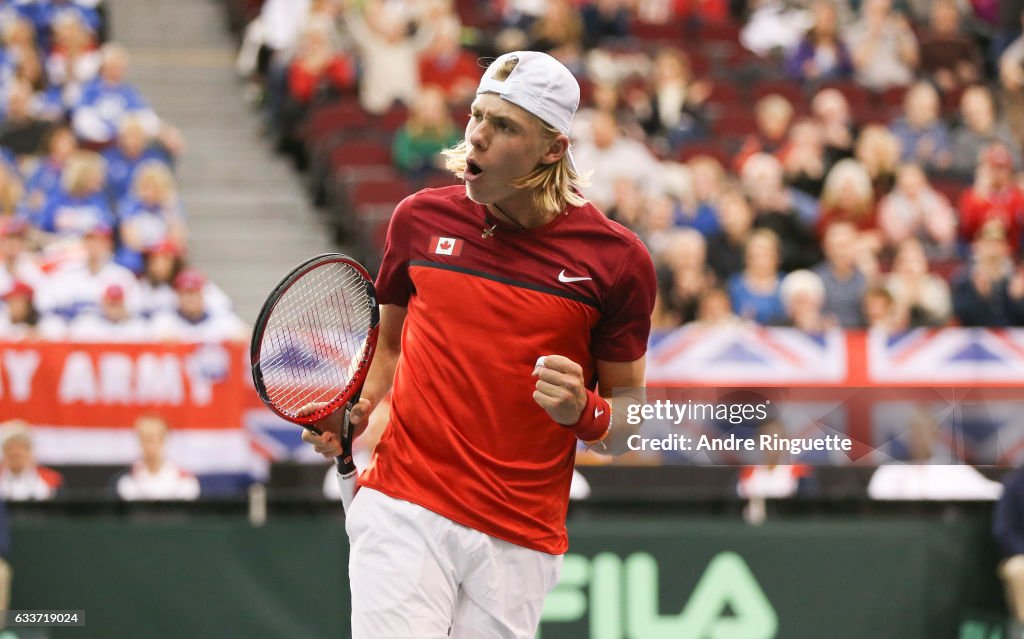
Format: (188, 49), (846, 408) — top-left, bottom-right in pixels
(356, 304), (406, 423)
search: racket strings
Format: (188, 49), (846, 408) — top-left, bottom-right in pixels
(260, 263), (373, 417)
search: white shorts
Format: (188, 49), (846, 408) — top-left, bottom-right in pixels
(346, 487), (563, 639)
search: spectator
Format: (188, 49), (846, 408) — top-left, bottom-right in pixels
(863, 284), (907, 332)
(528, 0), (584, 67)
(67, 283), (150, 342)
(676, 156), (724, 236)
(785, 0), (853, 84)
(817, 158), (878, 237)
(115, 160), (187, 274)
(285, 19), (355, 108)
(136, 239), (185, 318)
(580, 0), (630, 49)
(958, 144), (1024, 251)
(742, 153), (821, 270)
(573, 110), (663, 211)
(418, 17), (478, 106)
(136, 240), (233, 320)
(950, 85), (1023, 178)
(854, 123), (901, 196)
(868, 412), (1003, 500)
(45, 11), (100, 102)
(707, 191), (755, 282)
(34, 149), (114, 241)
(814, 221), (869, 328)
(776, 268), (830, 332)
(276, 18), (356, 155)
(116, 415), (200, 501)
(888, 82), (953, 173)
(102, 114), (171, 205)
(917, 0), (984, 93)
(151, 268), (247, 342)
(811, 87), (856, 166)
(878, 163), (957, 260)
(994, 463), (1024, 639)
(0, 218), (47, 296)
(844, 0), (919, 91)
(884, 237), (952, 327)
(998, 31), (1024, 148)
(0, 78), (51, 157)
(0, 281), (46, 339)
(695, 286), (743, 327)
(658, 228), (715, 325)
(37, 221), (140, 320)
(392, 86), (460, 183)
(734, 94), (795, 173)
(0, 420), (62, 501)
(72, 43), (163, 146)
(343, 0), (435, 114)
(780, 117), (829, 197)
(738, 420), (818, 503)
(728, 228), (785, 325)
(952, 221), (1024, 327)
(635, 48), (710, 153)
(23, 125), (77, 216)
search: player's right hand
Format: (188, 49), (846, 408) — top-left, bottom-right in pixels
(297, 399), (373, 459)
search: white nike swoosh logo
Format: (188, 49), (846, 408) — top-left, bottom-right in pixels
(558, 269), (592, 283)
(595, 409), (605, 418)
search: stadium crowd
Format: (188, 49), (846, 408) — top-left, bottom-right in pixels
(239, 0), (1024, 336)
(0, 0), (246, 343)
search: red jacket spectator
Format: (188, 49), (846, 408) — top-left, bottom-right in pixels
(958, 145), (1024, 250)
(287, 55), (355, 104)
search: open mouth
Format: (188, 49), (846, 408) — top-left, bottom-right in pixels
(466, 160), (483, 176)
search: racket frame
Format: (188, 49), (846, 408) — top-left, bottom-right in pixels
(250, 253), (380, 433)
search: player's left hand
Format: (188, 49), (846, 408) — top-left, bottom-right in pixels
(532, 355), (587, 425)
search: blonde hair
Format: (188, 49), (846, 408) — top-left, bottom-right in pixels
(442, 55), (588, 217)
(61, 150), (106, 196)
(132, 160), (177, 202)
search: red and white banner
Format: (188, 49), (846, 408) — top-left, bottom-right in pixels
(0, 341), (261, 473)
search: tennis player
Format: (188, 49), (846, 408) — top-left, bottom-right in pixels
(302, 51), (656, 638)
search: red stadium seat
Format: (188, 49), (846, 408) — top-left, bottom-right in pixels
(329, 138), (392, 169)
(751, 81), (805, 107)
(629, 19), (684, 43)
(711, 111), (760, 138)
(820, 80), (873, 109)
(300, 101), (370, 145)
(677, 141), (732, 166)
(375, 104), (410, 134)
(705, 82), (740, 107)
(350, 177), (411, 208)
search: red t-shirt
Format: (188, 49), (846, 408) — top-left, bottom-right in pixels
(958, 186), (1024, 249)
(361, 185), (656, 553)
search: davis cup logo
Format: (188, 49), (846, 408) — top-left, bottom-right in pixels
(431, 236), (463, 256)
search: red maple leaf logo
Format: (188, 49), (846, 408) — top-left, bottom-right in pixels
(440, 240), (452, 251)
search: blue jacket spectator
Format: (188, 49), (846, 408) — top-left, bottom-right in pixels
(102, 116), (170, 204)
(785, 1), (853, 84)
(34, 150), (115, 238)
(72, 44), (160, 145)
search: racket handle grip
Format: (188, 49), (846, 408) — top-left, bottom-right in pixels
(336, 457), (358, 513)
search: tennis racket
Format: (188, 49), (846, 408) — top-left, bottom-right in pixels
(250, 253), (380, 512)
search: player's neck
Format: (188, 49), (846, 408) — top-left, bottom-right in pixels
(487, 193), (556, 229)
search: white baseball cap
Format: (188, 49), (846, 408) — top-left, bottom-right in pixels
(477, 51), (579, 168)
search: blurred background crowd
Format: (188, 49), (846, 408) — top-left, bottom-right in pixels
(0, 0), (246, 343)
(233, 0), (1024, 340)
